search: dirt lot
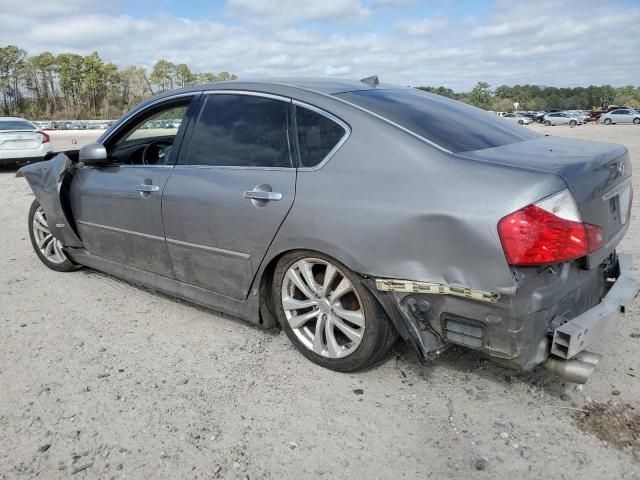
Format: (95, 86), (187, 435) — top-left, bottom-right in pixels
(1, 124), (639, 479)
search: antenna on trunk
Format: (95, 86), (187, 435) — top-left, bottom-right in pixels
(360, 75), (379, 87)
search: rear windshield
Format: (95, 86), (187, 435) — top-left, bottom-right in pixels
(0, 119), (36, 131)
(336, 88), (539, 153)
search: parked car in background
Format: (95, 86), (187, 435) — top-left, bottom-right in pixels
(0, 117), (52, 166)
(566, 110), (591, 123)
(599, 108), (640, 125)
(543, 112), (581, 126)
(19, 78), (637, 383)
(502, 113), (533, 125)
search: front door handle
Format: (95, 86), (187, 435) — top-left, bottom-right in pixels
(244, 190), (282, 201)
(136, 184), (160, 192)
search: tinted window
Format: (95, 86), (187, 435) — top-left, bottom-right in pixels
(0, 119), (36, 131)
(186, 94), (291, 167)
(337, 89), (539, 153)
(295, 106), (346, 167)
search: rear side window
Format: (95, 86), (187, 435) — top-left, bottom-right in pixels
(337, 89), (539, 153)
(0, 119), (36, 131)
(185, 94), (291, 168)
(295, 106), (346, 167)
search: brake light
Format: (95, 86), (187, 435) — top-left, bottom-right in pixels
(498, 189), (603, 266)
(38, 131), (50, 144)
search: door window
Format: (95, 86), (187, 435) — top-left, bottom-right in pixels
(185, 94), (292, 168)
(108, 100), (192, 165)
(295, 105), (347, 167)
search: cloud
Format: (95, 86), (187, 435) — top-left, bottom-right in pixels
(0, 0), (638, 90)
(395, 18), (449, 36)
(226, 0), (371, 26)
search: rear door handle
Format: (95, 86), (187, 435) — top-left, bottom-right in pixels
(244, 191), (282, 201)
(136, 184), (160, 192)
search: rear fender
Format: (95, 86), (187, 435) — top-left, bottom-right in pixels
(19, 153), (83, 247)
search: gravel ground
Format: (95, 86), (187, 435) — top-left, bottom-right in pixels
(1, 124), (639, 479)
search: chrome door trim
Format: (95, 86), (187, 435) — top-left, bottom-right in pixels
(77, 220), (165, 242)
(165, 237), (250, 260)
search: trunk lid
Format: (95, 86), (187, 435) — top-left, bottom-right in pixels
(0, 130), (43, 150)
(459, 136), (632, 266)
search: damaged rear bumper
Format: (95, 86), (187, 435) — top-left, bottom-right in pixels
(549, 253), (638, 359)
(367, 252), (638, 381)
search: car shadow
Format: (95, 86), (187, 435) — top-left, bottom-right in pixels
(68, 267), (571, 397)
(387, 340), (570, 399)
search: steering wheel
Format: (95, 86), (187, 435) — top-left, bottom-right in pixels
(141, 140), (173, 165)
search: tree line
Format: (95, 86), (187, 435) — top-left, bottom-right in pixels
(419, 82), (640, 112)
(3, 44), (639, 119)
(0, 45), (237, 120)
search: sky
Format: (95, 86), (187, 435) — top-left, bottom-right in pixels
(0, 0), (638, 90)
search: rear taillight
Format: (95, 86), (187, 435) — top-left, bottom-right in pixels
(38, 131), (50, 144)
(498, 189), (603, 266)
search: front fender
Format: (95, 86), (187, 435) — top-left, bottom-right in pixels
(20, 154), (83, 248)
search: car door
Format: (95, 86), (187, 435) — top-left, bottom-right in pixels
(609, 109), (625, 123)
(161, 92), (296, 299)
(69, 94), (199, 277)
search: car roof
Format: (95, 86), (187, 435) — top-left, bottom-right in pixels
(149, 77), (405, 101)
(0, 116), (30, 121)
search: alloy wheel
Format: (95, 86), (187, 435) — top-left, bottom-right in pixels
(32, 205), (67, 264)
(281, 258), (365, 358)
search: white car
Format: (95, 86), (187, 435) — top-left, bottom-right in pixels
(542, 112), (581, 126)
(599, 108), (640, 125)
(502, 113), (533, 125)
(0, 117), (52, 165)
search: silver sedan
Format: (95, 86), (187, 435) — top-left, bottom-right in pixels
(19, 78), (637, 383)
(599, 108), (640, 125)
(542, 112), (581, 126)
(502, 113), (532, 125)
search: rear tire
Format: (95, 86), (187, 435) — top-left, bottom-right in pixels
(544, 120), (551, 126)
(569, 120), (577, 127)
(634, 118), (640, 125)
(28, 199), (77, 272)
(272, 250), (396, 372)
(604, 118), (612, 125)
(518, 120), (524, 125)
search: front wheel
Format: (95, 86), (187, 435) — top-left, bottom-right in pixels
(544, 120), (551, 126)
(604, 118), (612, 125)
(518, 120), (524, 125)
(272, 251), (396, 372)
(28, 199), (77, 272)
(634, 118), (640, 125)
(569, 120), (577, 127)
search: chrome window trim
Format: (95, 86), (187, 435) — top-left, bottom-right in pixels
(173, 164), (294, 172)
(292, 99), (352, 172)
(99, 92), (201, 145)
(82, 164), (174, 170)
(203, 89), (292, 103)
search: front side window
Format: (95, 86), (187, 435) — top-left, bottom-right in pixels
(295, 105), (346, 167)
(109, 101), (191, 165)
(185, 94), (291, 168)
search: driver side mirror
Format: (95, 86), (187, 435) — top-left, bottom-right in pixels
(79, 142), (109, 166)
